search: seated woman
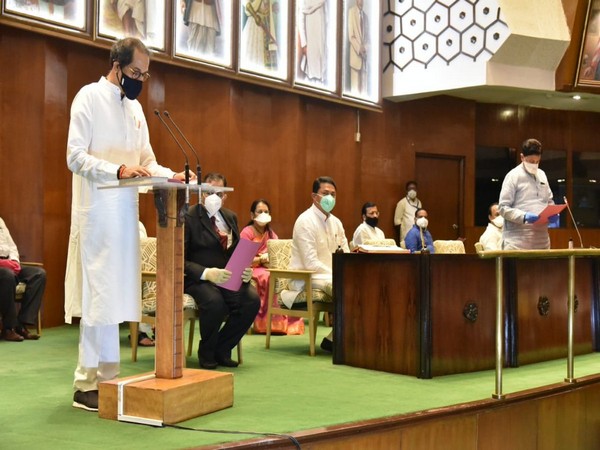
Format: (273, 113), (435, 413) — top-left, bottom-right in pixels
(240, 199), (304, 335)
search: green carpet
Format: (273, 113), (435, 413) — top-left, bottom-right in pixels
(2, 323), (599, 449)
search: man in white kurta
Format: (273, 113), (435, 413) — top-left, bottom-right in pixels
(498, 139), (555, 250)
(65, 38), (189, 412)
(288, 176), (349, 352)
(352, 202), (385, 247)
(394, 181), (421, 246)
(479, 203), (503, 251)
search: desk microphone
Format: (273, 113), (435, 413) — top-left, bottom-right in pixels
(153, 109), (190, 185)
(563, 196), (584, 248)
(163, 110), (201, 183)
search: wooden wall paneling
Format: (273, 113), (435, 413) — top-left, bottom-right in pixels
(583, 380), (600, 447)
(477, 402), (538, 450)
(516, 106), (570, 153)
(42, 40), (72, 327)
(536, 389), (587, 449)
(429, 255), (497, 376)
(569, 109), (600, 152)
(475, 103), (520, 148)
(267, 91), (303, 239)
(360, 102), (403, 242)
(303, 101), (359, 234)
(399, 415), (477, 450)
(0, 30), (46, 260)
(334, 254), (420, 376)
(515, 258), (594, 365)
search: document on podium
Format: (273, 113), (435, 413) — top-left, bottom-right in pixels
(218, 238), (261, 292)
(536, 204), (567, 224)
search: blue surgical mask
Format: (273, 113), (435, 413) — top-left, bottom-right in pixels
(320, 194), (336, 213)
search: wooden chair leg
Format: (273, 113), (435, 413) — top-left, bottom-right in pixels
(187, 317), (196, 357)
(130, 322), (139, 362)
(36, 309), (42, 336)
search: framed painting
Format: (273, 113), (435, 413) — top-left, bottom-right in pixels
(341, 0), (380, 103)
(174, 0), (233, 68)
(576, 0), (600, 87)
(97, 0), (166, 51)
(238, 0), (289, 81)
(294, 0), (338, 93)
(2, 0), (87, 32)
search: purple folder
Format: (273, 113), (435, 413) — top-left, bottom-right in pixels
(218, 238), (261, 292)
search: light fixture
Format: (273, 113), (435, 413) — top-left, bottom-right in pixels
(573, 95), (582, 100)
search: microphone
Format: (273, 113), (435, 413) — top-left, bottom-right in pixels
(153, 109), (190, 185)
(563, 196), (584, 248)
(163, 110), (201, 183)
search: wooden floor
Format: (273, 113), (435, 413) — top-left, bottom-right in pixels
(199, 373), (600, 449)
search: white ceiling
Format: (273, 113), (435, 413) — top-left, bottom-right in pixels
(386, 85), (600, 113)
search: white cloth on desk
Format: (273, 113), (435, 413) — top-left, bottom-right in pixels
(499, 163), (554, 250)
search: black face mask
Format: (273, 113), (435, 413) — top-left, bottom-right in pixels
(119, 71), (143, 100)
(365, 217), (379, 228)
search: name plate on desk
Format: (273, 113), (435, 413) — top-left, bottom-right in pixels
(356, 245), (409, 254)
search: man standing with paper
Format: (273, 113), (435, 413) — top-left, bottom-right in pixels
(498, 138), (559, 250)
(184, 173), (260, 369)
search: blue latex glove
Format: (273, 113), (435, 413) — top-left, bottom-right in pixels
(548, 214), (560, 224)
(524, 212), (539, 224)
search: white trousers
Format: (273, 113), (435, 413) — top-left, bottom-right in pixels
(73, 323), (120, 392)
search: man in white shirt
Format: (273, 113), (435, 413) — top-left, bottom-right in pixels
(352, 202), (385, 247)
(289, 176), (350, 352)
(65, 38), (192, 412)
(479, 203), (503, 251)
(394, 180), (422, 246)
(498, 138), (557, 250)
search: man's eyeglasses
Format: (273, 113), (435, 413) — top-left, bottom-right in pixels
(126, 66), (150, 81)
(205, 191), (226, 198)
(317, 192), (336, 198)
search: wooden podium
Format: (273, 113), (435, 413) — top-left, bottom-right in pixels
(97, 179), (233, 425)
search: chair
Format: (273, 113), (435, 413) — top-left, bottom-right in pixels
(265, 239), (333, 356)
(130, 237), (242, 364)
(433, 240), (466, 254)
(15, 262), (43, 335)
(474, 242), (484, 253)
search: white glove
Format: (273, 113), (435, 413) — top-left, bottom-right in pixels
(241, 267), (253, 283)
(205, 268), (232, 284)
(259, 253), (269, 264)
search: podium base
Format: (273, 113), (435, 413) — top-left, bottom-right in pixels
(98, 369), (233, 425)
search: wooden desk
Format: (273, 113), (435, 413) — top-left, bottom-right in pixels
(333, 252), (600, 380)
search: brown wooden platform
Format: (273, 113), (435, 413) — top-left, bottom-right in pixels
(98, 369), (233, 424)
(198, 373), (600, 449)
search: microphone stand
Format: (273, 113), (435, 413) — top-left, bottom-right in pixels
(163, 111), (201, 183)
(154, 110), (190, 209)
(563, 196), (584, 248)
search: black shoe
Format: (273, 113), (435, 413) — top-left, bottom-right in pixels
(73, 390), (99, 412)
(320, 337), (333, 352)
(200, 360), (218, 370)
(16, 326), (39, 340)
(216, 356), (239, 368)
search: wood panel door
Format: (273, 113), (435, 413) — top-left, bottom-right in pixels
(416, 153), (464, 240)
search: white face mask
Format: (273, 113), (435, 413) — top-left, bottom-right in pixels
(204, 193), (222, 217)
(407, 189), (417, 200)
(254, 212), (272, 226)
(416, 217), (428, 229)
(523, 161), (538, 176)
(491, 216), (504, 228)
